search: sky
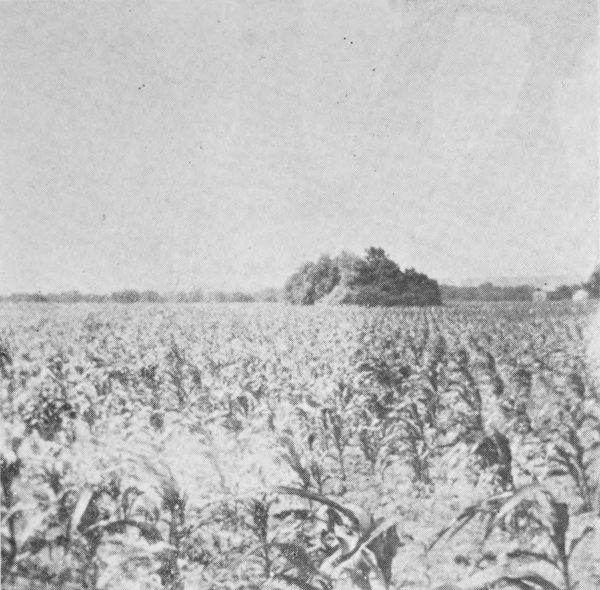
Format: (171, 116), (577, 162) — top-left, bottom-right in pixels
(1, 0), (598, 293)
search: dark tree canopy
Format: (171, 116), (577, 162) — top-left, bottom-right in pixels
(586, 265), (600, 298)
(441, 283), (535, 302)
(284, 248), (441, 307)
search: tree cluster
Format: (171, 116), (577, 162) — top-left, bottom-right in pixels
(585, 265), (600, 297)
(284, 247), (441, 307)
(544, 266), (600, 301)
(441, 265), (600, 302)
(440, 283), (534, 302)
(0, 289), (276, 304)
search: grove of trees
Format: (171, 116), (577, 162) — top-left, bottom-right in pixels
(284, 247), (441, 307)
(2, 265), (596, 306)
(586, 265), (600, 297)
(440, 282), (534, 302)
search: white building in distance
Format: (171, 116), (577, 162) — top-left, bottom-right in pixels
(572, 289), (590, 302)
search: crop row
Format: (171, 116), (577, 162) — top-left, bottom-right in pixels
(1, 302), (598, 589)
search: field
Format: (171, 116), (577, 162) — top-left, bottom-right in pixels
(1, 301), (599, 590)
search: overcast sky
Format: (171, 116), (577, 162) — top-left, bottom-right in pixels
(1, 0), (598, 293)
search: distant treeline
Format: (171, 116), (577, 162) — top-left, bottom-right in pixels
(0, 288), (280, 304)
(440, 283), (535, 302)
(3, 267), (598, 305)
(441, 266), (600, 302)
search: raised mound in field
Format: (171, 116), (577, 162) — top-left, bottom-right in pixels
(285, 247), (441, 307)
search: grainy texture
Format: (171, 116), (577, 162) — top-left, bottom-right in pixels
(1, 301), (599, 589)
(1, 0), (598, 588)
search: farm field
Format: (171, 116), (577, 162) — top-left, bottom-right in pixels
(1, 301), (599, 590)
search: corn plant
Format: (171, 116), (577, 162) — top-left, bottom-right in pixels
(166, 338), (188, 410)
(4, 471), (119, 588)
(544, 402), (600, 512)
(353, 358), (403, 478)
(447, 348), (484, 440)
(319, 382), (357, 492)
(278, 430), (330, 493)
(430, 485), (595, 590)
(0, 338), (12, 382)
(123, 461), (192, 590)
(60, 459), (208, 590)
(390, 392), (434, 485)
(470, 430), (514, 491)
(273, 486), (405, 590)
(420, 332), (447, 427)
(510, 365), (533, 405)
(1, 431), (22, 573)
(354, 357), (433, 484)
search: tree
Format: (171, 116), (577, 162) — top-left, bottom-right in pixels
(283, 248), (441, 307)
(362, 247), (403, 289)
(335, 251), (365, 287)
(585, 265), (600, 298)
(548, 284), (575, 301)
(140, 290), (164, 303)
(284, 255), (340, 305)
(339, 250), (440, 307)
(110, 290), (141, 303)
(284, 261), (317, 305)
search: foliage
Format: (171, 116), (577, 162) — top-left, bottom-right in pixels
(584, 266), (600, 298)
(0, 300), (598, 589)
(273, 486), (405, 590)
(430, 486), (596, 590)
(284, 255), (341, 305)
(440, 283), (535, 303)
(284, 248), (441, 307)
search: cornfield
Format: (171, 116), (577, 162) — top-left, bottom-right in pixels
(1, 301), (599, 589)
